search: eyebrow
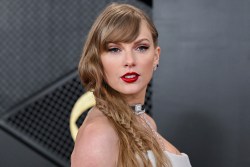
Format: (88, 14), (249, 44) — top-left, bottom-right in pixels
(106, 38), (150, 46)
(134, 38), (150, 44)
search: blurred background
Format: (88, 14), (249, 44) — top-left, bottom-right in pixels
(0, 0), (249, 166)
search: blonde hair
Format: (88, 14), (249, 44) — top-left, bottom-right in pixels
(78, 3), (171, 167)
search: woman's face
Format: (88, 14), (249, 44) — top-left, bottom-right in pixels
(100, 21), (160, 104)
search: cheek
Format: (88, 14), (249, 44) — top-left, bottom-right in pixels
(142, 56), (154, 70)
(140, 58), (154, 81)
(145, 63), (154, 77)
(101, 57), (111, 73)
(101, 58), (119, 81)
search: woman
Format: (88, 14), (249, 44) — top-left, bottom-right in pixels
(71, 3), (192, 167)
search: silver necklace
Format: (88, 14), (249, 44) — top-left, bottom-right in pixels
(131, 104), (146, 115)
(131, 104), (166, 151)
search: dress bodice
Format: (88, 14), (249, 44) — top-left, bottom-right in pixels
(147, 150), (192, 167)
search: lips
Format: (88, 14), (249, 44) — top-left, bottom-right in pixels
(121, 72), (140, 83)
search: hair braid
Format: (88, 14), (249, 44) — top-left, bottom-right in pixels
(95, 88), (152, 166)
(96, 97), (146, 152)
(78, 3), (172, 166)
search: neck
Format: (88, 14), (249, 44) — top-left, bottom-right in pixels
(122, 88), (147, 106)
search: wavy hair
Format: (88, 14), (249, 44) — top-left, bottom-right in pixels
(78, 3), (171, 167)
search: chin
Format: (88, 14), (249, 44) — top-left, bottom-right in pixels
(117, 86), (147, 96)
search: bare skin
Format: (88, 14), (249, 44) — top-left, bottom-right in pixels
(71, 107), (181, 167)
(71, 107), (119, 167)
(71, 21), (180, 166)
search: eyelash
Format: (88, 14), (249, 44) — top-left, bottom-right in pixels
(108, 48), (121, 53)
(136, 45), (149, 52)
(107, 45), (149, 53)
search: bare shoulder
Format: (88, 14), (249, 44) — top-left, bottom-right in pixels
(71, 107), (118, 167)
(144, 113), (157, 131)
(145, 114), (181, 155)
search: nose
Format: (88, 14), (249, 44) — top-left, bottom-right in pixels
(124, 51), (136, 67)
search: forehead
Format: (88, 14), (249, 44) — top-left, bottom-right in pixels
(136, 21), (153, 42)
(100, 18), (155, 52)
(108, 21), (153, 45)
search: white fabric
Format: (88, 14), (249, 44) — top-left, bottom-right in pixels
(147, 150), (192, 167)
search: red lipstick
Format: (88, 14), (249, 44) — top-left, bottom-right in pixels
(121, 72), (140, 83)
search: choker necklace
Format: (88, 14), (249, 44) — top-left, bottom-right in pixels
(130, 104), (145, 115)
(130, 104), (166, 151)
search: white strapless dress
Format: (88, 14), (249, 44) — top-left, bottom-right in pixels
(147, 150), (192, 167)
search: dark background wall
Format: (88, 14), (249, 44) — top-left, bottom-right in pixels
(153, 0), (250, 167)
(0, 0), (151, 167)
(0, 0), (249, 167)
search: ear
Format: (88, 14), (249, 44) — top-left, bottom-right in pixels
(153, 46), (160, 67)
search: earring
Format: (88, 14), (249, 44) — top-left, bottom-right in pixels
(153, 64), (159, 71)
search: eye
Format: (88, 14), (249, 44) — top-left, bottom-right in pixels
(108, 47), (121, 53)
(136, 45), (149, 52)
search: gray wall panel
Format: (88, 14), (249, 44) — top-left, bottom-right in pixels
(0, 0), (152, 166)
(153, 0), (250, 167)
(0, 129), (57, 167)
